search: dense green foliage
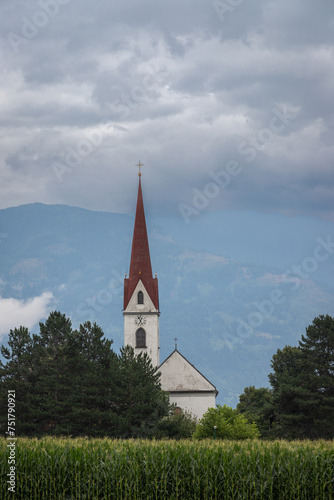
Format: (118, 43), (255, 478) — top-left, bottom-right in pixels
(194, 405), (260, 440)
(0, 312), (170, 438)
(268, 314), (334, 439)
(1, 437), (333, 499)
(113, 345), (170, 438)
(237, 386), (273, 437)
(298, 314), (334, 437)
(237, 314), (334, 439)
(2, 312), (333, 441)
(156, 411), (197, 439)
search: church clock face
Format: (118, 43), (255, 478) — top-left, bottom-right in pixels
(134, 315), (146, 326)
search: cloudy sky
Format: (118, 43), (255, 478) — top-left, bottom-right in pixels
(1, 0), (334, 220)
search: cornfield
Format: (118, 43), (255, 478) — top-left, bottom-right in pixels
(1, 437), (333, 499)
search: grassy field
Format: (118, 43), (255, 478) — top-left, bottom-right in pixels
(1, 437), (333, 499)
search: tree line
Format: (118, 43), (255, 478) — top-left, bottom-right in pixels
(0, 311), (172, 438)
(1, 312), (333, 439)
(237, 314), (334, 439)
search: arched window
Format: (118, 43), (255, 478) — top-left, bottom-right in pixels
(136, 328), (146, 348)
(137, 291), (144, 304)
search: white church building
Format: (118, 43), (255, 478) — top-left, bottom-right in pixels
(123, 168), (218, 419)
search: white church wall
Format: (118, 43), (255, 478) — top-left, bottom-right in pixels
(169, 392), (216, 420)
(159, 350), (216, 392)
(159, 350), (218, 419)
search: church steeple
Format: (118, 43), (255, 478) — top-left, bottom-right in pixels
(123, 165), (160, 367)
(123, 174), (159, 310)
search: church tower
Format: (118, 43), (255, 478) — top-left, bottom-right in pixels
(123, 166), (160, 367)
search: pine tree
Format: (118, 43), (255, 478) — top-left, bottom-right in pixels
(237, 386), (274, 437)
(268, 345), (308, 437)
(31, 311), (75, 435)
(269, 315), (334, 438)
(0, 326), (34, 435)
(69, 321), (118, 436)
(298, 314), (334, 438)
(1, 313), (171, 438)
(114, 345), (170, 437)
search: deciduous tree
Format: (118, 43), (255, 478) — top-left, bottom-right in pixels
(194, 404), (260, 440)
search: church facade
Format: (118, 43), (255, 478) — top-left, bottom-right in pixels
(123, 170), (217, 419)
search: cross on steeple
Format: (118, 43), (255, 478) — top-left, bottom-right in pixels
(174, 337), (178, 350)
(123, 169), (159, 311)
(123, 164), (160, 367)
(136, 161), (144, 177)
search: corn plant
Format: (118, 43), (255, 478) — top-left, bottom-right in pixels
(1, 437), (333, 499)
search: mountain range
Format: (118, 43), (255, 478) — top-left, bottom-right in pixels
(0, 202), (333, 407)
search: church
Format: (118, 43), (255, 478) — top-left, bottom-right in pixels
(123, 166), (218, 419)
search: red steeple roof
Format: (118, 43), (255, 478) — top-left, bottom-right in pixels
(123, 176), (159, 310)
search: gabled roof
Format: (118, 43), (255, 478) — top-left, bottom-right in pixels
(159, 349), (218, 395)
(124, 176), (159, 310)
(124, 279), (158, 313)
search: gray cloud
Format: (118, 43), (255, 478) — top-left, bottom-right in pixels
(0, 292), (54, 340)
(0, 0), (333, 218)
